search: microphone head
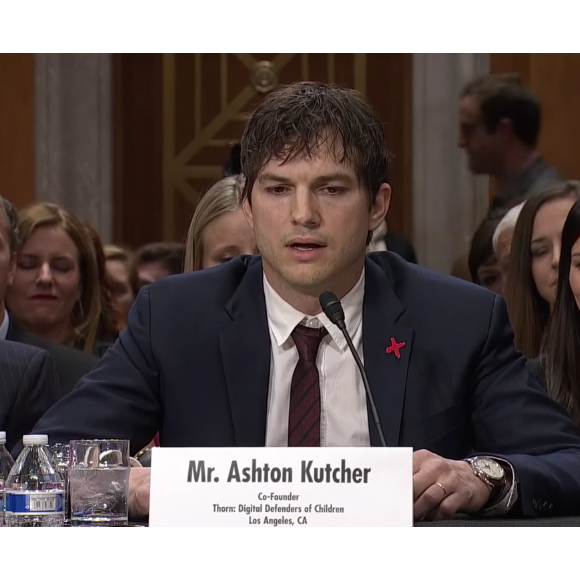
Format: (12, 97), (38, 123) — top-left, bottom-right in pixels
(319, 291), (345, 327)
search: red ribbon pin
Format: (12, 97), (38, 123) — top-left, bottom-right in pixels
(386, 337), (406, 359)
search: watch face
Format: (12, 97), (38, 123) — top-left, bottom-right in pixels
(475, 458), (504, 481)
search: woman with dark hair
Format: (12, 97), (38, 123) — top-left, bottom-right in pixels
(504, 181), (580, 358)
(531, 200), (580, 426)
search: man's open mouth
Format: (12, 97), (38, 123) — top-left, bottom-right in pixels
(289, 243), (324, 250)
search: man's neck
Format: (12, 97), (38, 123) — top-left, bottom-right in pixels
(495, 148), (539, 182)
(263, 260), (365, 317)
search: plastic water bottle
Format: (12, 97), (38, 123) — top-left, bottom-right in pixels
(5, 434), (65, 527)
(0, 432), (15, 526)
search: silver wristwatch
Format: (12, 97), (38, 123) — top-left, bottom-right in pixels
(464, 456), (506, 502)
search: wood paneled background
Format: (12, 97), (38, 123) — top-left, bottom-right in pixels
(0, 54), (35, 209)
(112, 54), (164, 248)
(1, 54), (579, 250)
(113, 53), (413, 249)
(489, 53), (580, 198)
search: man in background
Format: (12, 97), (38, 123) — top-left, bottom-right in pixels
(0, 340), (63, 452)
(459, 73), (562, 209)
(131, 242), (185, 293)
(452, 74), (562, 281)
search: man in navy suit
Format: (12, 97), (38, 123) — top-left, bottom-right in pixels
(0, 340), (63, 452)
(31, 82), (580, 521)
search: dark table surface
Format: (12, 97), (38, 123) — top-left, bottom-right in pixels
(67, 516), (580, 528)
(114, 517), (580, 528)
(417, 515), (580, 526)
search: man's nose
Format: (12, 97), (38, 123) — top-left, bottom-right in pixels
(290, 188), (321, 228)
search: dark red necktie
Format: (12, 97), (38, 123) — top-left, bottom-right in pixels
(288, 324), (328, 447)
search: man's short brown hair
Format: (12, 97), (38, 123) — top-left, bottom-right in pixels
(240, 81), (389, 207)
(134, 242), (185, 274)
(461, 73), (541, 148)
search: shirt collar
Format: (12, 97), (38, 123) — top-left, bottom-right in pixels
(263, 269), (365, 352)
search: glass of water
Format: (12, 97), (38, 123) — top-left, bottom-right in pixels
(49, 443), (71, 523)
(69, 440), (130, 527)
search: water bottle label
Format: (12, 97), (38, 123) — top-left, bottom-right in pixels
(5, 492), (64, 514)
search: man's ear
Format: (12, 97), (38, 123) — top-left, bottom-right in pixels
(242, 197), (254, 230)
(369, 183), (391, 231)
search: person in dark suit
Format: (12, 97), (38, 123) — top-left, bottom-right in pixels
(6, 319), (97, 395)
(0, 195), (98, 393)
(31, 82), (580, 522)
(0, 340), (63, 452)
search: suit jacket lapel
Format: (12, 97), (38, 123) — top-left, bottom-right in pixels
(363, 258), (414, 447)
(218, 259), (271, 446)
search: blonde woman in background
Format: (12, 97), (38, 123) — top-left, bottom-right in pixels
(183, 174), (258, 272)
(138, 174), (258, 457)
(6, 203), (102, 355)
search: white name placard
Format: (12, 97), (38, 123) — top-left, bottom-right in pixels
(149, 447), (413, 527)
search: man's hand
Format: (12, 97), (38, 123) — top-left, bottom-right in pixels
(413, 449), (490, 521)
(129, 467), (151, 518)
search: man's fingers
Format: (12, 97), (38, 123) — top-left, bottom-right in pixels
(413, 467), (436, 500)
(426, 493), (464, 521)
(413, 450), (446, 499)
(413, 449), (433, 474)
(414, 482), (447, 521)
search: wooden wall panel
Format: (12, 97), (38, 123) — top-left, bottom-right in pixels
(113, 54), (413, 249)
(112, 53), (164, 248)
(0, 54), (35, 209)
(529, 54), (580, 180)
(368, 53), (413, 239)
(490, 53), (531, 85)
(489, 53), (580, 199)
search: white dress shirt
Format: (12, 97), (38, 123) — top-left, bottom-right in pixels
(262, 270), (517, 513)
(264, 269), (370, 447)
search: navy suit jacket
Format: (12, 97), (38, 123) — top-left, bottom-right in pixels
(0, 340), (63, 452)
(7, 319), (98, 393)
(31, 253), (580, 517)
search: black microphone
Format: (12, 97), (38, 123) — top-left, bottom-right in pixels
(319, 291), (387, 447)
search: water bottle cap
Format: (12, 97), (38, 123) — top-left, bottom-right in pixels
(23, 434), (49, 446)
(0, 431), (5, 444)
